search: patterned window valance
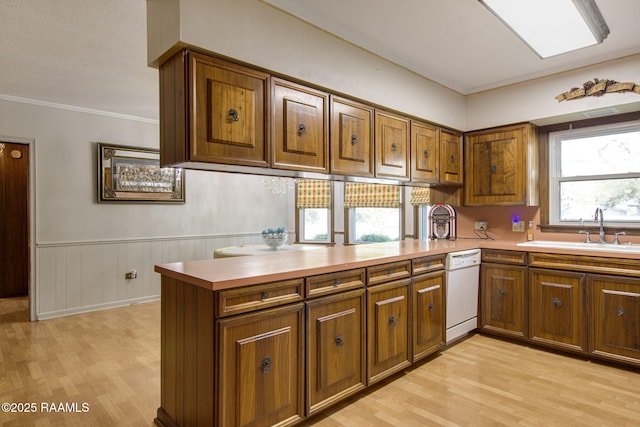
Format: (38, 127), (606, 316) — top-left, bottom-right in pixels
(409, 187), (431, 205)
(344, 182), (400, 208)
(296, 179), (331, 208)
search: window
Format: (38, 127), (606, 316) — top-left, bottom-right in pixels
(296, 180), (332, 243)
(549, 121), (640, 226)
(344, 183), (402, 243)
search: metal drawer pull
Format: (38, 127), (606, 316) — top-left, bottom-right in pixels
(428, 302), (434, 312)
(334, 279), (341, 287)
(617, 307), (625, 316)
(297, 123), (307, 136)
(391, 143), (397, 151)
(450, 155), (456, 163)
(227, 108), (239, 122)
(389, 316), (397, 327)
(387, 269), (393, 275)
(335, 336), (344, 346)
(261, 292), (269, 299)
(498, 289), (506, 298)
(261, 357), (272, 374)
(351, 134), (358, 144)
(552, 297), (563, 307)
(424, 149), (430, 157)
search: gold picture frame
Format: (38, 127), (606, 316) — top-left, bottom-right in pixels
(97, 143), (185, 203)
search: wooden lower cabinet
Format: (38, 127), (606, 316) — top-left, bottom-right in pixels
(529, 268), (586, 353)
(306, 289), (366, 415)
(218, 303), (304, 427)
(367, 279), (411, 384)
(412, 271), (445, 362)
(589, 275), (640, 367)
(480, 263), (527, 340)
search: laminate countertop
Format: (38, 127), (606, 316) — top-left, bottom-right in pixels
(155, 239), (640, 291)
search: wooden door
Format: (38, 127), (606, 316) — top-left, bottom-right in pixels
(367, 279), (411, 384)
(330, 96), (374, 177)
(374, 110), (409, 180)
(189, 52), (270, 167)
(272, 78), (328, 173)
(306, 290), (366, 415)
(589, 275), (640, 366)
(0, 142), (29, 297)
(439, 129), (463, 185)
(480, 263), (527, 340)
(218, 304), (304, 427)
(412, 271), (445, 362)
(410, 121), (439, 183)
(530, 268), (586, 353)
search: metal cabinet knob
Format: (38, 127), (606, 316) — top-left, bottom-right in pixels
(335, 336), (344, 346)
(261, 357), (272, 374)
(298, 123), (307, 136)
(228, 108), (239, 122)
(552, 297), (563, 307)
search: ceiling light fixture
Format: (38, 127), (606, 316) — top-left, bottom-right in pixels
(479, 0), (610, 58)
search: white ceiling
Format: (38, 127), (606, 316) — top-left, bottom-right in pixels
(1, 0), (639, 122)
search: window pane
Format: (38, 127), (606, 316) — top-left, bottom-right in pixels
(559, 178), (640, 222)
(353, 208), (400, 242)
(303, 208), (329, 241)
(560, 131), (640, 176)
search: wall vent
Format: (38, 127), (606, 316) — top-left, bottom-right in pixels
(582, 107), (619, 118)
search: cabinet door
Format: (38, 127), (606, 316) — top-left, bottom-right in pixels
(530, 268), (586, 353)
(412, 271), (445, 362)
(272, 78), (328, 173)
(218, 304), (304, 427)
(367, 279), (411, 384)
(330, 96), (374, 177)
(439, 129), (463, 185)
(410, 121), (439, 183)
(189, 52), (269, 167)
(589, 275), (640, 366)
(375, 110), (410, 180)
(306, 290), (366, 415)
(480, 263), (527, 340)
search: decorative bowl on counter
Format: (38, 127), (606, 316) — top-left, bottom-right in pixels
(261, 227), (288, 250)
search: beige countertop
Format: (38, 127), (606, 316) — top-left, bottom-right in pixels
(155, 239), (640, 292)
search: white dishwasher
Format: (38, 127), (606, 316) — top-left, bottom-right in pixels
(445, 249), (481, 344)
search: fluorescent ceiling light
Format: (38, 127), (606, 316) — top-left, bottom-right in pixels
(480, 0), (610, 58)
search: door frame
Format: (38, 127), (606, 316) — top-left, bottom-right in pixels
(1, 135), (36, 321)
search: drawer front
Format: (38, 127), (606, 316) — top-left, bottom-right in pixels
(306, 268), (366, 298)
(482, 249), (527, 265)
(217, 278), (304, 317)
(367, 260), (411, 286)
(412, 254), (445, 275)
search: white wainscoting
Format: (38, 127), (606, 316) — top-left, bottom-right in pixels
(35, 233), (271, 320)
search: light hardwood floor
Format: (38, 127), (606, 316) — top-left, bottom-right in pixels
(1, 296), (639, 426)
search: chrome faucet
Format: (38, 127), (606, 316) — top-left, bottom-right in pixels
(594, 207), (605, 243)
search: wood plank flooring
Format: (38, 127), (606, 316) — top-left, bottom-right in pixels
(1, 296), (639, 426)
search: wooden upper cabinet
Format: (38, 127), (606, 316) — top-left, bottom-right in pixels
(188, 51), (270, 167)
(271, 78), (329, 173)
(375, 110), (410, 180)
(464, 123), (538, 206)
(330, 96), (374, 177)
(410, 121), (439, 183)
(439, 129), (463, 185)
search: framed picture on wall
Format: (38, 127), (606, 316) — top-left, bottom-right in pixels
(97, 142), (185, 203)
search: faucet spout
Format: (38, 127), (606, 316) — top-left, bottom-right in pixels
(594, 207), (605, 243)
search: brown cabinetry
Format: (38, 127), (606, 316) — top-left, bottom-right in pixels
(480, 263), (527, 340)
(529, 268), (586, 353)
(218, 303), (304, 427)
(375, 110), (410, 180)
(464, 123), (538, 206)
(367, 278), (411, 384)
(330, 96), (374, 177)
(160, 50), (270, 167)
(439, 129), (464, 185)
(589, 275), (640, 367)
(306, 289), (366, 415)
(272, 78), (329, 173)
(410, 121), (439, 183)
(412, 271), (445, 361)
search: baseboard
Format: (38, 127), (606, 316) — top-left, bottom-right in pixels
(36, 295), (159, 320)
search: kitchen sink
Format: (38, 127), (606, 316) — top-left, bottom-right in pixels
(517, 240), (640, 254)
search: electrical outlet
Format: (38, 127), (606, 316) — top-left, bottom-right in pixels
(512, 221), (525, 232)
(475, 221), (488, 231)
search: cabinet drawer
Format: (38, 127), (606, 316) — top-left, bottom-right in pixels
(412, 254), (445, 275)
(367, 260), (411, 286)
(217, 278), (304, 317)
(482, 249), (527, 265)
(307, 268), (365, 298)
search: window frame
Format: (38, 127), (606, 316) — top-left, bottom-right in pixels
(297, 206), (333, 244)
(540, 111), (640, 234)
(346, 205), (404, 244)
